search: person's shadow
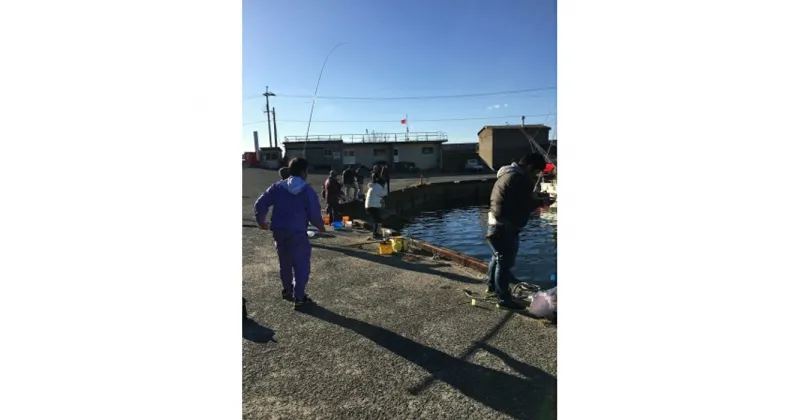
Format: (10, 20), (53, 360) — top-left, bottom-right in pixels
(243, 318), (276, 343)
(303, 305), (556, 419)
(311, 242), (482, 285)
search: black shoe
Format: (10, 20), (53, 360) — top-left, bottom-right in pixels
(496, 300), (527, 311)
(281, 289), (293, 302)
(293, 296), (314, 310)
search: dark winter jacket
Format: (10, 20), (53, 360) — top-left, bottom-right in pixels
(323, 176), (343, 204)
(488, 162), (547, 230)
(342, 168), (355, 184)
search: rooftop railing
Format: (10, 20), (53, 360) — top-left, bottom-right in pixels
(283, 132), (448, 143)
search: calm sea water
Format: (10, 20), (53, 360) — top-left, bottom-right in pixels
(400, 206), (557, 286)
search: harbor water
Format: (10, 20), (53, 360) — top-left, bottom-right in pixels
(401, 206), (557, 287)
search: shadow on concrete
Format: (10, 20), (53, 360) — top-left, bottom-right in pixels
(304, 305), (556, 420)
(243, 318), (277, 343)
(311, 242), (482, 285)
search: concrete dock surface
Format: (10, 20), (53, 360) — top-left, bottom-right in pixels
(242, 168), (557, 420)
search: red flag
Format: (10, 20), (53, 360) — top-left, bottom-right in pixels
(401, 119), (407, 124)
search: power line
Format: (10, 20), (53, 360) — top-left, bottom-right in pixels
(242, 113), (556, 126)
(242, 86), (555, 102)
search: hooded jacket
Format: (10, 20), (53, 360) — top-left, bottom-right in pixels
(365, 181), (387, 209)
(488, 162), (546, 230)
(254, 176), (325, 233)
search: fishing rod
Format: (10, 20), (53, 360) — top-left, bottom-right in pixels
(519, 107), (557, 192)
(303, 42), (348, 157)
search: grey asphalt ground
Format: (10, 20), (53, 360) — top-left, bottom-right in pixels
(242, 168), (557, 420)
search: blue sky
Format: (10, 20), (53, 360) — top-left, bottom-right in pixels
(242, 0), (556, 151)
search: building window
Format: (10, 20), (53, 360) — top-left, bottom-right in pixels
(422, 146), (434, 155)
(323, 149), (333, 158)
(373, 149), (387, 157)
(343, 149), (355, 157)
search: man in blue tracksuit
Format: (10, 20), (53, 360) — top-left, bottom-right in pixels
(254, 158), (326, 310)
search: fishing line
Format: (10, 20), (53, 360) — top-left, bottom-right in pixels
(303, 42), (348, 157)
(519, 104), (557, 192)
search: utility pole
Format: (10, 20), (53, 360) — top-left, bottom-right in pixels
(263, 86), (275, 147)
(271, 107), (278, 151)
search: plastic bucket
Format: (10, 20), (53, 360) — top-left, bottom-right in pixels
(378, 241), (393, 255)
(332, 221), (343, 230)
(390, 237), (407, 252)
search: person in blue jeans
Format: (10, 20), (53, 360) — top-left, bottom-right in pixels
(486, 153), (552, 310)
(254, 158), (326, 310)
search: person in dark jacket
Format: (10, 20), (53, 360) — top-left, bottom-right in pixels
(354, 166), (367, 200)
(254, 158), (326, 310)
(342, 166), (357, 200)
(322, 170), (344, 222)
(485, 153), (551, 310)
(380, 164), (391, 193)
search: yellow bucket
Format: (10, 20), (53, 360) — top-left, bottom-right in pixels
(390, 237), (407, 253)
(378, 241), (393, 256)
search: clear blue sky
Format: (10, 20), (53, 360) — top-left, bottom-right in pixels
(242, 0), (556, 151)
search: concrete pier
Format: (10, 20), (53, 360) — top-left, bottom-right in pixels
(242, 168), (557, 419)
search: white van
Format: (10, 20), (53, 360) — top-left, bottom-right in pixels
(464, 159), (484, 172)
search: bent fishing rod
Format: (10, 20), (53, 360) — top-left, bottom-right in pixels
(302, 42), (348, 157)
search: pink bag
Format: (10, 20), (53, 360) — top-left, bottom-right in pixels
(528, 287), (557, 318)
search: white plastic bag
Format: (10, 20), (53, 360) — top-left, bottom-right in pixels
(529, 289), (556, 318)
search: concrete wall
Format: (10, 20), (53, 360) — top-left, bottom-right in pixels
(384, 179), (494, 221)
(478, 126), (551, 170)
(393, 142), (441, 170)
(331, 178), (495, 229)
(285, 140), (445, 172)
(284, 141), (344, 171)
(334, 141), (444, 171)
(342, 144), (378, 168)
(442, 151), (480, 171)
(478, 130), (493, 169)
(258, 147), (283, 169)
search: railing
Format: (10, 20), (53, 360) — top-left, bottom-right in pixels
(283, 132), (448, 143)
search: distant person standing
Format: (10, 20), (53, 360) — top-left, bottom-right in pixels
(342, 166), (357, 200)
(254, 157), (326, 310)
(485, 153), (552, 311)
(365, 174), (388, 239)
(355, 165), (367, 200)
(380, 164), (391, 193)
(322, 170), (344, 222)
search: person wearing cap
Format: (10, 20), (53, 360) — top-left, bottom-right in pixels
(322, 169), (344, 223)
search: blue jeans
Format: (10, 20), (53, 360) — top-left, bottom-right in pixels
(486, 224), (520, 303)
